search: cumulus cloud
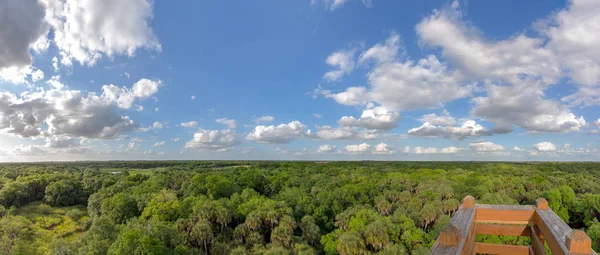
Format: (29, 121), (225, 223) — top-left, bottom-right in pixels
(345, 143), (370, 154)
(101, 79), (161, 109)
(323, 48), (357, 81)
(313, 113), (322, 119)
(542, 0), (600, 87)
(322, 32), (471, 111)
(338, 107), (400, 131)
(408, 119), (492, 140)
(41, 0), (161, 66)
(246, 121), (309, 144)
(0, 86), (140, 139)
(171, 137), (180, 142)
(216, 118), (237, 129)
(184, 129), (240, 151)
(472, 84), (586, 133)
(415, 2), (587, 134)
(152, 122), (164, 129)
(180, 121), (198, 128)
(317, 144), (336, 153)
(313, 125), (380, 140)
(153, 141), (165, 147)
(469, 141), (505, 153)
(373, 143), (394, 154)
(0, 0), (48, 70)
(533, 142), (557, 152)
(254, 115), (274, 124)
(419, 113), (456, 126)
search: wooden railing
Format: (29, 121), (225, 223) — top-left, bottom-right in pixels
(429, 196), (597, 255)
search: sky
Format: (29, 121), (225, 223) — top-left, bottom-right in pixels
(1, 0), (600, 161)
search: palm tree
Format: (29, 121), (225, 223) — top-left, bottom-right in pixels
(364, 220), (389, 251)
(336, 231), (366, 255)
(191, 219), (213, 254)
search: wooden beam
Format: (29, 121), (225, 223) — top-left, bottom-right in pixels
(474, 242), (530, 255)
(475, 204), (536, 223)
(428, 204), (476, 255)
(533, 209), (570, 255)
(476, 223), (531, 236)
(530, 226), (547, 255)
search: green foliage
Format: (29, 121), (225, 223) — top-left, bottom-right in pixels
(0, 161), (598, 254)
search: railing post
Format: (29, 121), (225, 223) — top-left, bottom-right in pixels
(536, 198), (549, 210)
(463, 195), (475, 208)
(440, 223), (461, 246)
(565, 230), (592, 255)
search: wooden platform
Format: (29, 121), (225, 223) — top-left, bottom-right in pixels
(429, 196), (598, 255)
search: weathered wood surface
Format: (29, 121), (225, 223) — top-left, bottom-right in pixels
(473, 242), (531, 255)
(476, 223), (531, 236)
(530, 225), (547, 255)
(429, 198), (598, 255)
(428, 205), (475, 255)
(534, 209), (571, 255)
(475, 204), (536, 223)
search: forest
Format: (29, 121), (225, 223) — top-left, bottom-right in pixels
(0, 161), (598, 255)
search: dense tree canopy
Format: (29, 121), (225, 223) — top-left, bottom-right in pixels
(0, 161), (598, 254)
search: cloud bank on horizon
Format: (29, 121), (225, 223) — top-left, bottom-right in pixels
(0, 0), (599, 161)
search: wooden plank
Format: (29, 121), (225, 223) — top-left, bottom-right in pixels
(476, 220), (533, 225)
(475, 204), (536, 223)
(530, 226), (547, 255)
(476, 223), (531, 236)
(533, 209), (569, 255)
(474, 242), (530, 255)
(429, 205), (476, 255)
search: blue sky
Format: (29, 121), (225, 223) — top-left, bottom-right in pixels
(1, 0), (600, 161)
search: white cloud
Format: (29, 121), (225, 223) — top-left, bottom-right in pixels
(153, 141), (165, 147)
(41, 0), (161, 66)
(533, 142), (557, 152)
(184, 129), (240, 151)
(419, 113), (456, 126)
(338, 107), (400, 131)
(254, 115), (274, 124)
(345, 143), (370, 154)
(101, 79), (161, 109)
(408, 119), (491, 140)
(275, 147), (288, 154)
(413, 147), (439, 154)
(52, 57), (59, 71)
(373, 143), (394, 154)
(246, 121), (309, 144)
(152, 122), (164, 129)
(440, 146), (462, 154)
(154, 107), (159, 112)
(317, 144), (336, 153)
(416, 2), (560, 86)
(323, 32), (471, 111)
(542, 0), (600, 87)
(313, 113), (322, 119)
(180, 121), (198, 128)
(46, 75), (64, 90)
(135, 105), (144, 112)
(216, 118), (237, 128)
(513, 146), (523, 151)
(0, 87), (138, 139)
(191, 95), (196, 100)
(323, 48), (357, 81)
(469, 141), (505, 153)
(312, 0), (372, 11)
(313, 126), (380, 140)
(171, 138), (180, 142)
(0, 66), (45, 84)
(472, 84), (586, 133)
